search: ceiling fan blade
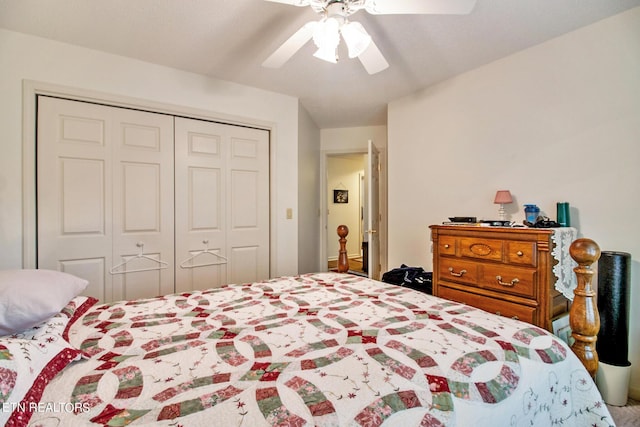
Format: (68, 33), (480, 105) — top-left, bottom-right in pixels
(262, 21), (317, 69)
(357, 40), (389, 75)
(365, 0), (477, 15)
(263, 0), (311, 6)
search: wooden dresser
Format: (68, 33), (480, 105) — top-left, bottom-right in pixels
(430, 225), (569, 331)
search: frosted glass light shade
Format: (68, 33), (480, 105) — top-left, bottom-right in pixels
(313, 46), (338, 63)
(341, 21), (371, 58)
(313, 17), (340, 63)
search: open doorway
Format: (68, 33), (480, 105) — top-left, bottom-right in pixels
(325, 153), (367, 274)
(322, 142), (382, 280)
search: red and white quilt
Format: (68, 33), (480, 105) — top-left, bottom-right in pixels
(26, 273), (613, 426)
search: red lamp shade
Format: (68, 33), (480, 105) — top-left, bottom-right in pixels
(494, 190), (513, 204)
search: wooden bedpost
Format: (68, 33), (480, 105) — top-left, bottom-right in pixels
(337, 225), (349, 273)
(569, 238), (601, 378)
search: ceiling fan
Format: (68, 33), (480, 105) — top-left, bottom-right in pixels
(262, 0), (477, 74)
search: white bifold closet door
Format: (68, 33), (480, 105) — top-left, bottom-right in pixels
(37, 96), (269, 302)
(174, 117), (269, 292)
(37, 96), (175, 302)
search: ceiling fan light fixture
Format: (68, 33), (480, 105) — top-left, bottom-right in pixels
(313, 46), (338, 63)
(263, 0), (478, 73)
(340, 21), (371, 58)
(312, 17), (340, 63)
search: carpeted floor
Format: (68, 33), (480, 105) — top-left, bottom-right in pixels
(607, 398), (639, 426)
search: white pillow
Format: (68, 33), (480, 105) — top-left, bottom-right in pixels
(0, 269), (88, 336)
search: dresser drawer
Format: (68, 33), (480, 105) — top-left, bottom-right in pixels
(479, 264), (536, 298)
(438, 258), (479, 286)
(438, 286), (536, 324)
(459, 237), (503, 261)
(506, 241), (537, 266)
(438, 235), (457, 256)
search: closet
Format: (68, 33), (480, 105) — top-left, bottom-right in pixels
(37, 96), (269, 302)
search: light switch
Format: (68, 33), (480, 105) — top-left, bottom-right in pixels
(286, 208), (293, 219)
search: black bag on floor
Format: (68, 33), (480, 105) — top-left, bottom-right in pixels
(382, 264), (432, 294)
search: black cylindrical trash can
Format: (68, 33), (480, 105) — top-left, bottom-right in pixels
(596, 251), (631, 366)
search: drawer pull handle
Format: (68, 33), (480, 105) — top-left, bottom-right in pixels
(444, 244), (450, 249)
(516, 251), (524, 256)
(495, 311), (518, 320)
(448, 267), (467, 277)
(496, 275), (519, 287)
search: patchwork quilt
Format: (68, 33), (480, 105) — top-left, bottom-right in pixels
(24, 273), (613, 426)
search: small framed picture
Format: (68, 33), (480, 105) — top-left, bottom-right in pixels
(333, 190), (348, 204)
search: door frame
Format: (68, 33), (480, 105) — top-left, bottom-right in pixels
(21, 80), (278, 276)
(320, 148), (385, 277)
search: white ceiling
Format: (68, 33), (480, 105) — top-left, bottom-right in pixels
(1, 0), (639, 128)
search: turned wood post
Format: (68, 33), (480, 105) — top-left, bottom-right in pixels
(337, 225), (349, 273)
(569, 238), (601, 378)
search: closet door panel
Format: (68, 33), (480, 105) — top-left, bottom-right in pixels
(59, 258), (106, 301)
(38, 97), (175, 303)
(60, 158), (105, 234)
(190, 167), (221, 230)
(175, 118), (269, 291)
(227, 129), (270, 284)
(175, 118), (227, 291)
(191, 132), (221, 156)
(121, 162), (161, 232)
(230, 246), (259, 285)
(111, 108), (174, 301)
(120, 265), (165, 301)
(178, 251), (226, 291)
(37, 97), (113, 301)
(122, 123), (162, 150)
(230, 170), (258, 228)
(178, 166), (225, 291)
(39, 97), (269, 300)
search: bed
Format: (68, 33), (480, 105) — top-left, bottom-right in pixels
(1, 229), (614, 426)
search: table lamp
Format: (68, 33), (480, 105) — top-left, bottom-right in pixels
(494, 190), (513, 220)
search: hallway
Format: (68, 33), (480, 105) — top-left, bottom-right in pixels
(328, 257), (365, 275)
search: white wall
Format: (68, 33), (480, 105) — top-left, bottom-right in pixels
(0, 29), (300, 277)
(388, 8), (640, 398)
(297, 105), (321, 274)
(321, 126), (388, 151)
